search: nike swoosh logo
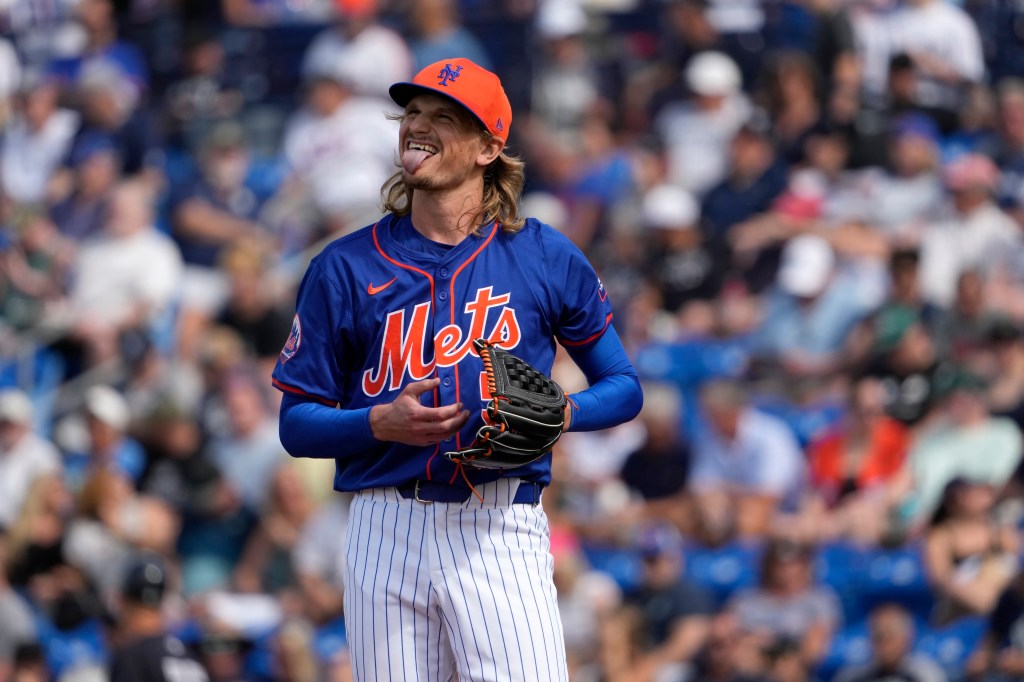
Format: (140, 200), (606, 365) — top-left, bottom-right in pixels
(367, 277), (398, 295)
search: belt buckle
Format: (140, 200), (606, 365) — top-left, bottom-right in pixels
(413, 480), (433, 504)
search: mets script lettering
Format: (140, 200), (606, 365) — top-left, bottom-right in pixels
(437, 63), (462, 87)
(362, 287), (522, 396)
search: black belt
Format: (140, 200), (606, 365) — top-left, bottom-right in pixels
(397, 479), (543, 505)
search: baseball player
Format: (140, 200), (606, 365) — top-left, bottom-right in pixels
(272, 57), (643, 681)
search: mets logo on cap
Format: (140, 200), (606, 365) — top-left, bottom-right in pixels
(388, 57), (513, 144)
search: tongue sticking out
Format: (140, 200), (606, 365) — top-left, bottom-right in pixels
(402, 149), (432, 174)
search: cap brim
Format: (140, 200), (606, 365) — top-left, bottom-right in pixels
(389, 82), (492, 136)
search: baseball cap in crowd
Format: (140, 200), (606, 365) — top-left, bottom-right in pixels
(389, 58), (512, 143)
(777, 234), (834, 298)
(890, 112), (941, 146)
(0, 388), (32, 425)
(121, 554), (167, 607)
(635, 523), (684, 560)
(943, 153), (1000, 193)
(84, 385), (130, 431)
(537, 0), (587, 40)
(642, 183), (699, 230)
(685, 51), (742, 98)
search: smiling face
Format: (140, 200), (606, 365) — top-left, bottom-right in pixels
(398, 93), (503, 193)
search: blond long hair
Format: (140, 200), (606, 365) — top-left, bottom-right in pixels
(381, 134), (527, 234)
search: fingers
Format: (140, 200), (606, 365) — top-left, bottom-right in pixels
(406, 406), (471, 445)
(402, 377), (440, 398)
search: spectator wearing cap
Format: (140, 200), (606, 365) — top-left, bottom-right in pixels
(896, 371), (1023, 531)
(48, 131), (120, 243)
(834, 603), (945, 682)
(688, 379), (805, 544)
(919, 153), (1017, 308)
(169, 122), (272, 361)
(655, 51), (751, 198)
(0, 75), (79, 206)
(619, 524), (716, 681)
(407, 0), (491, 73)
(60, 180), (182, 370)
(275, 43), (400, 237)
(727, 537), (841, 670)
(63, 385), (146, 493)
(753, 234), (873, 378)
(300, 0), (412, 101)
(884, 0), (984, 115)
(109, 553), (210, 682)
(0, 388), (61, 530)
(641, 183), (724, 313)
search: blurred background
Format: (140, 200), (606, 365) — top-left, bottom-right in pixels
(2, 0), (1024, 679)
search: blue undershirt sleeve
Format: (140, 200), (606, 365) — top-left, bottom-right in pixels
(278, 393), (378, 459)
(563, 326), (643, 432)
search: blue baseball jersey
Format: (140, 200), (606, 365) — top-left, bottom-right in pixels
(272, 213), (613, 492)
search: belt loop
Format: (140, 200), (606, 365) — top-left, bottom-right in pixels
(414, 480), (433, 504)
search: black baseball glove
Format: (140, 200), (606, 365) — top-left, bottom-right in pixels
(444, 339), (567, 470)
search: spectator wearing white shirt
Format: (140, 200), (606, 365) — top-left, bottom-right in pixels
(0, 389), (61, 530)
(62, 180), (183, 367)
(885, 0), (985, 112)
(0, 76), (79, 205)
(688, 379), (806, 545)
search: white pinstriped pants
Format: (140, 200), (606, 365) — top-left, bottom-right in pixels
(343, 479), (569, 682)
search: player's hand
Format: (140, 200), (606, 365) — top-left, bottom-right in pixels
(369, 378), (471, 446)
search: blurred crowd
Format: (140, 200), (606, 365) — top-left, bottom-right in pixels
(2, 0), (1024, 680)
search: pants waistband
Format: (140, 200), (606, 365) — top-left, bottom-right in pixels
(396, 479), (543, 505)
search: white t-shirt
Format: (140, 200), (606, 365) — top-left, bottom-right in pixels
(0, 431), (61, 528)
(1, 108), (79, 203)
(302, 25), (413, 100)
(71, 227), (184, 326)
(886, 0), (984, 108)
(282, 97), (399, 218)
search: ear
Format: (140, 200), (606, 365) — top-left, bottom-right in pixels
(475, 136), (504, 168)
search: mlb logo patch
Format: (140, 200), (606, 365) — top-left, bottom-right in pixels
(281, 314), (302, 362)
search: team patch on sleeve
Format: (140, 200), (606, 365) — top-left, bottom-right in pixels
(280, 314), (302, 362)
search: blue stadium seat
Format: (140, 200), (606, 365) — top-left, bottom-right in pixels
(35, 615), (108, 679)
(580, 544), (642, 592)
(683, 541), (762, 606)
(817, 619), (872, 682)
(914, 616), (986, 672)
(858, 544), (935, 621)
(816, 542), (869, 623)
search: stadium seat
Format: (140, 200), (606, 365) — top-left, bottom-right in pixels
(684, 541), (762, 606)
(817, 619), (872, 682)
(914, 616), (987, 671)
(858, 544), (935, 621)
(580, 544), (642, 592)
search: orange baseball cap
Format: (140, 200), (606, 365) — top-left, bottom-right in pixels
(389, 58), (512, 143)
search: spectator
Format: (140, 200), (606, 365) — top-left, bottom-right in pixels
(802, 377), (910, 544)
(291, 493), (350, 625)
(966, 571), (1024, 681)
(681, 611), (769, 682)
(64, 384), (147, 492)
(170, 121), (272, 360)
(759, 51), (823, 166)
(0, 532), (36, 682)
(640, 183), (723, 312)
(0, 388), (61, 530)
(48, 132), (120, 243)
(59, 180), (183, 369)
(621, 524), (715, 681)
(276, 48), (399, 237)
(619, 382), (692, 534)
(46, 0), (147, 92)
(834, 603), (946, 682)
(753, 234), (872, 379)
(985, 319), (1024, 429)
(924, 478), (1018, 625)
(897, 373), (1023, 531)
(0, 207), (74, 333)
(885, 0), (985, 115)
(993, 78), (1024, 222)
(300, 0), (412, 101)
(688, 379), (805, 544)
(656, 51), (751, 198)
(109, 553), (210, 682)
(932, 270), (1006, 363)
(919, 154), (1017, 308)
(407, 0), (491, 73)
(0, 76), (79, 206)
(727, 537), (841, 669)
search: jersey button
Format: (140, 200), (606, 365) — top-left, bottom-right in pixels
(442, 377), (452, 387)
(438, 290), (448, 301)
(439, 268), (449, 278)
